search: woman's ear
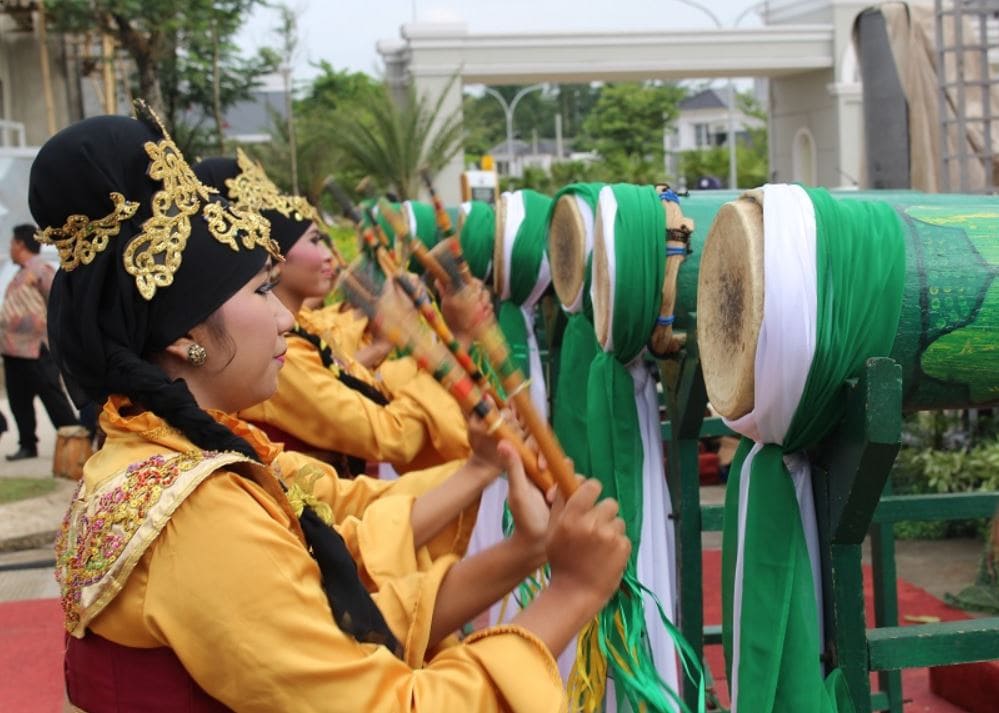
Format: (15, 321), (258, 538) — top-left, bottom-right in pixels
(161, 334), (203, 367)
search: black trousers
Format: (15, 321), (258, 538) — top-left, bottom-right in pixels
(3, 347), (78, 449)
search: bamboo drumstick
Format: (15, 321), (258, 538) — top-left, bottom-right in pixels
(435, 248), (579, 499)
(376, 199), (452, 287)
(337, 266), (554, 493)
(360, 204), (507, 409)
(419, 169), (456, 239)
(326, 179), (507, 409)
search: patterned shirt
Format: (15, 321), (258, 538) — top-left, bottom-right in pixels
(0, 254), (54, 358)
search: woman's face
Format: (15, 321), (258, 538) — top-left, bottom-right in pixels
(193, 262), (294, 413)
(279, 223), (335, 300)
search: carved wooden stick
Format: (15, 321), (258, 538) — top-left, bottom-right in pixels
(338, 267), (553, 492)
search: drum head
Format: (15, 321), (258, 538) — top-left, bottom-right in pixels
(492, 194), (507, 295)
(591, 199), (612, 349)
(549, 195), (588, 308)
(696, 191), (765, 420)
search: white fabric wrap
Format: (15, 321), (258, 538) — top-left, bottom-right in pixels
(723, 183), (824, 711)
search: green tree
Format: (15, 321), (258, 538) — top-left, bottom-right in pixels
(301, 60), (381, 114)
(329, 76), (464, 200)
(557, 84), (601, 139)
(45, 0), (276, 152)
(242, 62), (382, 224)
(581, 82), (686, 162)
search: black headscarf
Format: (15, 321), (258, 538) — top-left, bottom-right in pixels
(194, 152), (315, 255)
(29, 109), (401, 657)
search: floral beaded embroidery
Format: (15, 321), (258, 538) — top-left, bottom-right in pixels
(55, 450), (228, 633)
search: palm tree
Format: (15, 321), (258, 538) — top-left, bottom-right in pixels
(330, 75), (464, 200)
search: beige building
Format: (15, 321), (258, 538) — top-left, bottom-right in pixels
(0, 3), (111, 242)
(0, 2), (86, 148)
(378, 0), (873, 203)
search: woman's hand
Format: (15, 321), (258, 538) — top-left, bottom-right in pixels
(500, 441), (556, 569)
(354, 334), (393, 369)
(463, 411), (508, 486)
(439, 277), (493, 348)
(546, 480), (630, 612)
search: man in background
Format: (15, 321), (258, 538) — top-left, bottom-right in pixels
(0, 224), (77, 460)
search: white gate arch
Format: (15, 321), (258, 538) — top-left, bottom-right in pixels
(378, 0), (868, 202)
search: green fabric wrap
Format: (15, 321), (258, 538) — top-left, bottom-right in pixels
(721, 187), (906, 713)
(459, 201), (495, 281)
(404, 200), (440, 275)
(497, 190), (553, 381)
(406, 199), (439, 248)
(585, 184), (687, 711)
(586, 183), (664, 543)
(550, 182), (605, 476)
(505, 189), (553, 304)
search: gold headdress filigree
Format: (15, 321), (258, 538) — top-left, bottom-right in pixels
(123, 104), (280, 299)
(227, 148), (321, 224)
(38, 101), (280, 301)
(37, 192), (140, 271)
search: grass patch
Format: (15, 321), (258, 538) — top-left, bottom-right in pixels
(0, 477), (57, 504)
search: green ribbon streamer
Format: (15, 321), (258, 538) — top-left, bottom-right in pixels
(721, 187), (906, 713)
(498, 301), (532, 377)
(585, 184), (699, 712)
(550, 183), (604, 476)
(459, 200), (495, 281)
(552, 312), (599, 476)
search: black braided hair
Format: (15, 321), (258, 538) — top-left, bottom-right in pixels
(289, 326), (390, 406)
(110, 347), (404, 657)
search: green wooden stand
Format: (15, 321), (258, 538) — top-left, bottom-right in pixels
(660, 348), (999, 712)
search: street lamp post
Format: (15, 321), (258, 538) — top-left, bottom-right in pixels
(671, 0), (739, 189)
(483, 84), (546, 178)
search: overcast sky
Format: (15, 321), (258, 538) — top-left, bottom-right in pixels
(237, 0), (767, 85)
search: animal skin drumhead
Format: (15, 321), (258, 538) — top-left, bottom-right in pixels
(696, 191), (765, 420)
(591, 198), (612, 349)
(492, 194), (507, 294)
(549, 195), (587, 307)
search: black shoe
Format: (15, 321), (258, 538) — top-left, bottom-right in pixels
(6, 447), (38, 461)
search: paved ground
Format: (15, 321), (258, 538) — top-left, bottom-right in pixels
(0, 456), (989, 713)
(0, 397), (76, 556)
(698, 485), (985, 606)
(2, 482), (986, 606)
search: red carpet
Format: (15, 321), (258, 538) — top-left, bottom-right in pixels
(0, 551), (985, 711)
(700, 549), (974, 712)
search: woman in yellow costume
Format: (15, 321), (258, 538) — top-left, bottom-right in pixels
(195, 153), (481, 475)
(38, 111), (630, 711)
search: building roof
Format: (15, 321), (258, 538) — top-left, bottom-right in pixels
(222, 90), (287, 138)
(180, 89), (288, 142)
(679, 89), (728, 111)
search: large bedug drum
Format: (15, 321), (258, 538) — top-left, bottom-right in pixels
(697, 189), (999, 417)
(693, 184), (998, 713)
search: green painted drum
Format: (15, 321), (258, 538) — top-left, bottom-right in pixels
(695, 190), (999, 417)
(673, 189), (994, 333)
